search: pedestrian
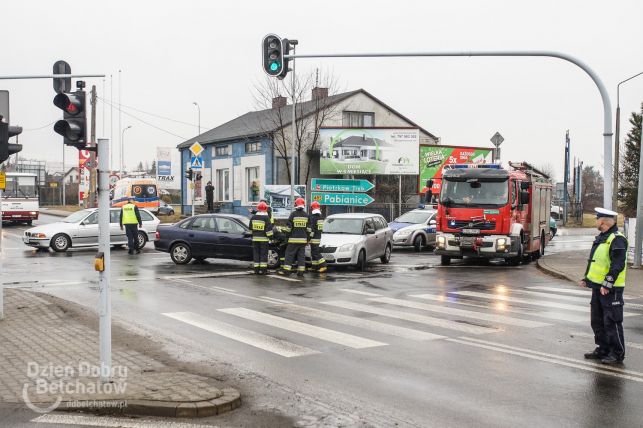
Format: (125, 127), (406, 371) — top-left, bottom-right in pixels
(279, 197), (310, 277)
(250, 201), (273, 275)
(579, 207), (628, 364)
(205, 181), (214, 213)
(120, 196), (143, 255)
(421, 179), (434, 204)
(308, 201), (327, 273)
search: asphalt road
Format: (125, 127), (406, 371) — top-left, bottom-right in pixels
(2, 216), (643, 427)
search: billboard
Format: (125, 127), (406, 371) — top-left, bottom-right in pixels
(418, 145), (493, 193)
(156, 147), (180, 190)
(319, 128), (419, 175)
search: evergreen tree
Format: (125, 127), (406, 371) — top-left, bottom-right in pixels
(150, 160), (156, 175)
(618, 106), (641, 218)
(136, 161), (144, 171)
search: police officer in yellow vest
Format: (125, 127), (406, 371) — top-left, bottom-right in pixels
(579, 207), (628, 364)
(120, 196), (143, 255)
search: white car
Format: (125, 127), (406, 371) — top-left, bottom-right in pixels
(318, 213), (393, 270)
(390, 208), (437, 251)
(23, 208), (160, 252)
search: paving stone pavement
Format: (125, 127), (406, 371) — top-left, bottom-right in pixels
(0, 289), (238, 416)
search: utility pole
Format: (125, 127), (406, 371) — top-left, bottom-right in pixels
(633, 109), (643, 269)
(89, 85), (97, 207)
(289, 42), (297, 211)
(563, 131), (570, 225)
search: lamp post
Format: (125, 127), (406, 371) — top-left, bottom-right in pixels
(193, 102), (201, 136)
(613, 71), (643, 210)
(120, 125), (132, 176)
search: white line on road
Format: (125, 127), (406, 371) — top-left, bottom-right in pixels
(570, 331), (643, 350)
(281, 303), (446, 341)
(266, 274), (301, 282)
(322, 300), (498, 335)
(32, 413), (218, 427)
(339, 289), (382, 297)
(163, 311), (319, 358)
(219, 307), (387, 349)
(370, 297), (550, 328)
(527, 286), (593, 296)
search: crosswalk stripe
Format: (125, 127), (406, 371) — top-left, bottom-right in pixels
(369, 297), (550, 328)
(339, 289), (382, 297)
(570, 331), (643, 350)
(512, 289), (590, 303)
(163, 311), (319, 358)
(528, 286), (642, 303)
(280, 304), (446, 341)
(266, 274), (301, 282)
(218, 307), (386, 349)
(321, 300), (498, 335)
(452, 290), (640, 317)
(411, 293), (588, 323)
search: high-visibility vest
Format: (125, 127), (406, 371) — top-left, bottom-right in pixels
(586, 232), (627, 287)
(122, 203), (139, 225)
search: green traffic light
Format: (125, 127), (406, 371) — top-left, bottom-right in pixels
(270, 61), (280, 72)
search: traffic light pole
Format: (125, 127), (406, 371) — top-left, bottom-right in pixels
(97, 138), (112, 381)
(285, 49), (614, 210)
(289, 44), (297, 211)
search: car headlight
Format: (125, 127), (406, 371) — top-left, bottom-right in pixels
(339, 243), (355, 252)
(496, 238), (508, 250)
(33, 233), (47, 238)
(436, 235), (446, 248)
(395, 229), (412, 238)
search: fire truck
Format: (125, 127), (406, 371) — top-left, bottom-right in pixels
(434, 162), (552, 266)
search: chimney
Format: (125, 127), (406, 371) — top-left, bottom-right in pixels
(272, 96), (287, 109)
(311, 87), (328, 101)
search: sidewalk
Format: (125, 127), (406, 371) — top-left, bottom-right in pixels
(40, 208), (75, 218)
(0, 289), (240, 418)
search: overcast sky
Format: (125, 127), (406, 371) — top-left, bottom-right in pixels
(3, 0), (643, 182)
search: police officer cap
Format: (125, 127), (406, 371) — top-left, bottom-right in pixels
(595, 207), (617, 219)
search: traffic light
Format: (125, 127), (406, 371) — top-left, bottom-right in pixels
(262, 34), (290, 79)
(0, 122), (23, 164)
(185, 168), (193, 181)
(53, 90), (87, 149)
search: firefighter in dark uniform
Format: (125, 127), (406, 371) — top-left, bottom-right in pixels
(259, 198), (274, 224)
(308, 201), (327, 273)
(250, 201), (273, 275)
(579, 207), (628, 364)
(279, 197), (310, 277)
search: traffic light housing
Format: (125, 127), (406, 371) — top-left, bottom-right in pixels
(262, 34), (290, 79)
(53, 90), (87, 149)
(0, 122), (23, 164)
(185, 168), (193, 181)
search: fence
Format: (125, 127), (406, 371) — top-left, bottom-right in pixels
(39, 184), (79, 206)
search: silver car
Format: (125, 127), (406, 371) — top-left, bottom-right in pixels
(318, 213), (393, 271)
(23, 208), (160, 252)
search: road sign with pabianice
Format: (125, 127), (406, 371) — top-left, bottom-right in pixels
(312, 192), (374, 206)
(311, 178), (374, 193)
(190, 156), (203, 169)
(189, 142), (204, 156)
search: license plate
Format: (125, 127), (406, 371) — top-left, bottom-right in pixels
(461, 229), (480, 235)
(460, 237), (475, 247)
(322, 253), (334, 260)
(23, 236), (29, 243)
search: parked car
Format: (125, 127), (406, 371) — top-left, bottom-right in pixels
(154, 213), (280, 266)
(317, 213), (393, 271)
(23, 208), (160, 252)
(158, 201), (175, 216)
(389, 207), (437, 251)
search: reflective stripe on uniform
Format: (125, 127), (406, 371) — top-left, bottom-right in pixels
(288, 238), (308, 244)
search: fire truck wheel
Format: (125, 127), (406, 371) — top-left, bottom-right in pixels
(440, 255), (451, 266)
(507, 243), (523, 266)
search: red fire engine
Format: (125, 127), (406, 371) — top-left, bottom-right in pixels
(434, 162), (553, 266)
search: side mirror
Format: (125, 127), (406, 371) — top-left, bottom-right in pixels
(520, 191), (530, 205)
(429, 219), (437, 226)
(366, 228), (376, 235)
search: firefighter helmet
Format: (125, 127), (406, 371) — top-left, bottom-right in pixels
(311, 201), (321, 210)
(295, 197), (306, 208)
(257, 201), (268, 212)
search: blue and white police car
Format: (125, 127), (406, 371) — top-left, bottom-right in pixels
(389, 206), (437, 251)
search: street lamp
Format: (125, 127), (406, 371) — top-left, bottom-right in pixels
(120, 125), (132, 176)
(193, 102), (201, 136)
(613, 71), (643, 209)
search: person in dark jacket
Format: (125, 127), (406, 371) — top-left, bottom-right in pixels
(279, 198), (310, 276)
(205, 181), (215, 212)
(420, 179), (434, 203)
(119, 196), (143, 255)
(250, 201), (274, 274)
(308, 201), (327, 273)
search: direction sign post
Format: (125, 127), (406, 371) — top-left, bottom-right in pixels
(312, 192), (374, 207)
(311, 178), (374, 193)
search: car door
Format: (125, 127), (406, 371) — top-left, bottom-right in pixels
(109, 209), (126, 243)
(76, 211), (99, 246)
(373, 216), (389, 256)
(363, 217), (379, 259)
(425, 212), (437, 246)
(138, 210), (158, 241)
(215, 217), (253, 260)
(187, 216), (217, 257)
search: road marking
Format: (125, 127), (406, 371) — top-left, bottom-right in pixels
(219, 307), (386, 349)
(339, 289), (382, 297)
(266, 274), (301, 282)
(513, 289), (643, 310)
(160, 271), (252, 280)
(410, 293), (588, 323)
(570, 331), (643, 350)
(370, 297), (550, 328)
(163, 311), (319, 358)
(322, 300), (498, 335)
(281, 303), (446, 341)
(260, 296), (294, 304)
(32, 413), (217, 427)
(528, 286), (641, 302)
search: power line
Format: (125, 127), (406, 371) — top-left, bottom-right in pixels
(97, 96), (208, 128)
(21, 121), (57, 132)
(101, 98), (188, 140)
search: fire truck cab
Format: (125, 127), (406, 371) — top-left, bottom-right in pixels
(434, 162), (552, 266)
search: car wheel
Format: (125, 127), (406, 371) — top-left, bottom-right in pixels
(440, 255), (451, 266)
(380, 244), (392, 264)
(267, 249), (280, 269)
(50, 234), (71, 252)
(25, 220), (33, 226)
(356, 249), (366, 272)
(413, 235), (425, 252)
(169, 210), (175, 216)
(170, 243), (192, 265)
(137, 231), (147, 249)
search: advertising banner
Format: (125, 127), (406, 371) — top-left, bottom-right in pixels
(319, 128), (419, 175)
(78, 149), (91, 203)
(156, 147), (179, 190)
(418, 145), (493, 193)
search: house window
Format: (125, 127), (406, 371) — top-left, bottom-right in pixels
(245, 142), (261, 153)
(216, 168), (230, 201)
(246, 166), (260, 203)
(342, 111), (374, 127)
(215, 145), (231, 156)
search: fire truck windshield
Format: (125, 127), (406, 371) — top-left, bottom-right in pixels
(441, 179), (508, 207)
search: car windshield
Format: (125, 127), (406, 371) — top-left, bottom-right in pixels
(441, 179), (508, 207)
(323, 218), (364, 234)
(395, 211), (433, 224)
(63, 210), (93, 223)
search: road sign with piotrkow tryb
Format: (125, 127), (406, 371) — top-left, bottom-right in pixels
(189, 142), (204, 156)
(311, 178), (374, 193)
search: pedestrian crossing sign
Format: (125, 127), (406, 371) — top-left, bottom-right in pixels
(190, 155), (203, 170)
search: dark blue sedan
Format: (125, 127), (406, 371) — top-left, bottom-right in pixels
(154, 214), (280, 266)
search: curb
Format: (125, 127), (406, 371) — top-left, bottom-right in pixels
(40, 209), (71, 218)
(52, 387), (241, 418)
(536, 257), (576, 283)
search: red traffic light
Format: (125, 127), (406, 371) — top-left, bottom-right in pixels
(53, 92), (84, 116)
